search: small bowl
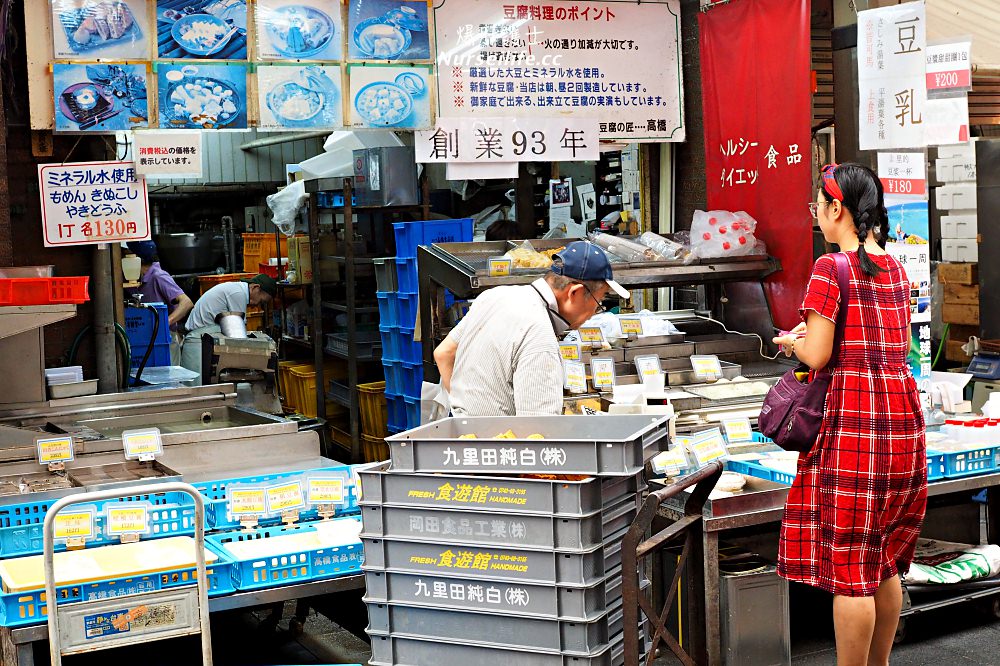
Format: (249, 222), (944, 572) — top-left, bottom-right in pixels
(353, 18), (411, 59)
(171, 14), (232, 56)
(353, 81), (413, 126)
(265, 5), (335, 58)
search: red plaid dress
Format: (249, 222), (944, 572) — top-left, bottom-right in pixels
(778, 251), (927, 597)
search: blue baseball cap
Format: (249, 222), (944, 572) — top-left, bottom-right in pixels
(126, 240), (158, 263)
(551, 241), (630, 299)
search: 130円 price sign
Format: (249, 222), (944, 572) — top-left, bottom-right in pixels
(416, 117), (599, 163)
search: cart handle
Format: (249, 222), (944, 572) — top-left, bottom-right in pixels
(43, 482), (212, 666)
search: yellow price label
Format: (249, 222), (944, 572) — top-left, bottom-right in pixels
(722, 418), (754, 443)
(36, 437), (74, 465)
(488, 257), (512, 277)
(590, 358), (616, 389)
(578, 327), (604, 343)
(122, 429), (162, 459)
(267, 482), (306, 513)
(620, 318), (643, 335)
(691, 355), (723, 380)
(308, 478), (346, 504)
(54, 511), (94, 540)
(559, 344), (581, 361)
(564, 360), (588, 394)
(229, 488), (267, 516)
(107, 506), (148, 535)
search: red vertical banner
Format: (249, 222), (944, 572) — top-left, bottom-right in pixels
(699, 0), (813, 331)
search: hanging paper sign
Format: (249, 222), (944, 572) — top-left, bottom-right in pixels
(590, 358), (616, 389)
(876, 151), (927, 197)
(633, 354), (662, 379)
(36, 436), (75, 466)
(926, 42), (972, 94)
(620, 318), (643, 336)
(266, 480), (307, 515)
(690, 355), (723, 381)
(54, 509), (95, 541)
(106, 504), (149, 536)
(488, 257), (512, 277)
(564, 360), (588, 393)
(133, 131), (203, 178)
(722, 418), (754, 443)
(122, 428), (162, 461)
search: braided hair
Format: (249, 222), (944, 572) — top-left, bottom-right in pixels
(820, 163), (889, 277)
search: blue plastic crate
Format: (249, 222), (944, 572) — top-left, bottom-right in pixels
(726, 459), (795, 486)
(400, 361), (423, 398)
(129, 341), (170, 370)
(926, 450), (946, 481)
(395, 258), (418, 293)
(395, 327), (421, 365)
(386, 392), (406, 432)
(193, 465), (360, 531)
(315, 192), (357, 208)
(382, 361), (404, 393)
(937, 445), (1000, 479)
(0, 544), (235, 627)
(395, 292), (419, 330)
(0, 491), (196, 558)
(403, 394), (421, 430)
(205, 517), (363, 592)
(377, 292), (398, 328)
(393, 219), (473, 259)
(752, 432), (773, 444)
(125, 303), (170, 347)
(379, 325), (399, 363)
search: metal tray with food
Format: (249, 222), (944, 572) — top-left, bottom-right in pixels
(385, 415), (667, 476)
(614, 359), (743, 386)
(622, 342), (696, 362)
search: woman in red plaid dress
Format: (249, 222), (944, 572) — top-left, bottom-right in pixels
(773, 163), (926, 666)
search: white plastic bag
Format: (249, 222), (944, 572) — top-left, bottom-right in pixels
(421, 382), (451, 424)
(266, 180), (307, 236)
(690, 210), (761, 259)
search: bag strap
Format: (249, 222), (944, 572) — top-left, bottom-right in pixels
(826, 252), (851, 369)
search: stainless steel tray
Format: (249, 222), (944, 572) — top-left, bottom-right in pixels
(622, 342), (695, 362)
(0, 470), (79, 506)
(386, 415), (668, 476)
(67, 460), (181, 491)
(615, 359), (742, 386)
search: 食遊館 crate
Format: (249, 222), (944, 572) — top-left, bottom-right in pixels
(385, 415), (668, 476)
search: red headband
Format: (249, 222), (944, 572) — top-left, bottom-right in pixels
(821, 163), (843, 202)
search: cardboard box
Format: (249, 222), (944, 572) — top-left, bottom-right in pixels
(940, 212), (978, 239)
(938, 262), (978, 285)
(941, 239), (979, 263)
(942, 303), (980, 326)
(287, 236), (313, 284)
(943, 283), (980, 305)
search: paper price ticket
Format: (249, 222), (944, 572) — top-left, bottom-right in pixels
(266, 481), (306, 514)
(722, 418), (754, 443)
(559, 343), (581, 361)
(107, 505), (149, 535)
(564, 361), (588, 394)
(122, 428), (163, 460)
(36, 436), (74, 465)
(620, 318), (643, 336)
(308, 477), (346, 505)
(228, 488), (267, 517)
(54, 510), (94, 540)
(590, 358), (616, 389)
(488, 257), (512, 277)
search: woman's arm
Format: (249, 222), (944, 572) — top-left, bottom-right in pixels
(772, 310), (836, 370)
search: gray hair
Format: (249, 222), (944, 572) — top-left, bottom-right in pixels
(545, 272), (606, 294)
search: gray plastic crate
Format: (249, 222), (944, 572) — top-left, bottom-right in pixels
(386, 415), (668, 476)
(360, 503), (605, 551)
(601, 473), (645, 505)
(366, 602), (611, 654)
(602, 495), (641, 537)
(364, 566), (621, 621)
(359, 463), (624, 516)
(368, 632), (614, 666)
(362, 536), (606, 586)
(373, 257), (398, 292)
(603, 525), (629, 572)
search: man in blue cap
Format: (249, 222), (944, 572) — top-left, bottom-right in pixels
(126, 241), (194, 364)
(433, 240), (629, 416)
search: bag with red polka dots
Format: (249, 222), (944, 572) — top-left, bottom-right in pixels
(690, 210), (764, 259)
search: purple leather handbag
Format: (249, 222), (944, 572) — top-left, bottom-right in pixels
(758, 253), (850, 453)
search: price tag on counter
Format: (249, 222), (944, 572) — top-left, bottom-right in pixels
(564, 360), (588, 394)
(620, 318), (643, 336)
(36, 436), (74, 467)
(228, 487), (267, 519)
(578, 327), (604, 344)
(722, 418), (754, 444)
(266, 481), (306, 515)
(488, 257), (512, 277)
(689, 428), (729, 466)
(559, 343), (581, 361)
(633, 354), (662, 379)
(122, 428), (163, 462)
(308, 477), (346, 506)
(106, 504), (149, 537)
(651, 447), (689, 476)
(590, 358), (616, 390)
(54, 509), (95, 542)
(690, 355), (723, 382)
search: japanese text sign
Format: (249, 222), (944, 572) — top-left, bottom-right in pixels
(858, 2), (927, 149)
(590, 358), (615, 389)
(433, 0), (684, 142)
(876, 152), (927, 198)
(688, 428), (728, 466)
(926, 42), (972, 94)
(307, 477), (347, 506)
(36, 436), (75, 466)
(121, 428), (162, 461)
(133, 131), (203, 178)
(563, 360), (587, 393)
(228, 487), (267, 518)
(54, 509), (95, 542)
(38, 161), (150, 247)
(106, 504), (150, 536)
(416, 117), (599, 163)
(266, 481), (306, 515)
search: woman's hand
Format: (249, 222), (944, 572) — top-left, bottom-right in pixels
(790, 322), (807, 336)
(772, 333), (799, 357)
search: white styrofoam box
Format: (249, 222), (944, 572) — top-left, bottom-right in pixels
(940, 212), (978, 239)
(941, 238), (979, 263)
(937, 142), (976, 161)
(936, 157), (977, 183)
(936, 184), (977, 211)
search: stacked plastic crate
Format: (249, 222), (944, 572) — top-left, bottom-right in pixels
(359, 415), (663, 666)
(378, 219), (473, 433)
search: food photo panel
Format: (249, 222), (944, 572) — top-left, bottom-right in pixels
(348, 64), (431, 129)
(51, 0), (151, 60)
(257, 64), (343, 129)
(256, 0), (343, 61)
(348, 0), (430, 61)
(157, 62), (248, 129)
(54, 63), (149, 132)
(156, 0), (248, 59)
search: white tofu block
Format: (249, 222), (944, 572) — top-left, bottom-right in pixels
(937, 142), (976, 161)
(936, 157), (977, 183)
(940, 212), (978, 239)
(941, 238), (979, 263)
(936, 184), (977, 211)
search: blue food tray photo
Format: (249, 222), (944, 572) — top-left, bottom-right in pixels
(206, 518), (363, 592)
(0, 491), (195, 558)
(194, 465), (360, 531)
(0, 547), (235, 627)
(725, 459), (795, 486)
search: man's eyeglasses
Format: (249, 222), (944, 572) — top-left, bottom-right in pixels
(582, 284), (607, 314)
(807, 202), (830, 219)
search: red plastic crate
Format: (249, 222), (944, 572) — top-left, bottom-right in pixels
(258, 262), (287, 279)
(0, 277), (89, 306)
